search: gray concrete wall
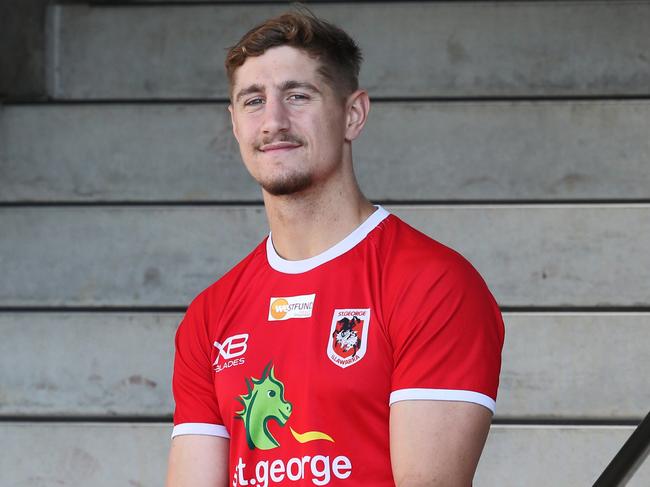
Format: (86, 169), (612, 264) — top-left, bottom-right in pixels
(2, 205), (650, 307)
(2, 101), (649, 202)
(0, 0), (49, 99)
(1, 423), (648, 486)
(1, 312), (648, 419)
(50, 2), (650, 99)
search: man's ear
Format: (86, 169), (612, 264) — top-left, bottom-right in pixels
(228, 104), (239, 142)
(344, 90), (371, 142)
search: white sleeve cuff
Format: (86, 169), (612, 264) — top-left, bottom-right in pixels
(171, 423), (230, 439)
(389, 388), (496, 414)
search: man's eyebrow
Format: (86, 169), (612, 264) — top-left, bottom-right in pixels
(279, 80), (321, 94)
(235, 81), (321, 102)
(235, 84), (264, 103)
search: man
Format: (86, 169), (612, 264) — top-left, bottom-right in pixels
(166, 10), (504, 487)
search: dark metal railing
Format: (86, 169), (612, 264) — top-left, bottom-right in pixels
(593, 410), (650, 486)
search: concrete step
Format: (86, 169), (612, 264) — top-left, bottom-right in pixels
(1, 205), (648, 307)
(3, 100), (649, 202)
(48, 2), (650, 99)
(1, 312), (648, 419)
(1, 422), (647, 486)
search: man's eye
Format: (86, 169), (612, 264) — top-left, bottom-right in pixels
(244, 98), (263, 106)
(288, 94), (308, 101)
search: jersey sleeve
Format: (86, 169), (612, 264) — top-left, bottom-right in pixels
(388, 254), (504, 414)
(171, 292), (229, 439)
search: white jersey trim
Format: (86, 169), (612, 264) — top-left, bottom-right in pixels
(266, 205), (390, 274)
(171, 423), (230, 439)
(389, 388), (496, 414)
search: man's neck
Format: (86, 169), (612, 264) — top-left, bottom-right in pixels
(263, 172), (376, 261)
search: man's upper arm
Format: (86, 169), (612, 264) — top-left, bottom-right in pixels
(386, 248), (504, 486)
(166, 435), (229, 487)
(168, 293), (230, 486)
(390, 400), (492, 487)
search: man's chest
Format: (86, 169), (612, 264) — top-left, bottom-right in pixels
(208, 269), (394, 440)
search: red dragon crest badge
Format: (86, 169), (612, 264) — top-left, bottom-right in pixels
(327, 308), (370, 368)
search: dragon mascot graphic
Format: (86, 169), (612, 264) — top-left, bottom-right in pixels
(236, 362), (293, 450)
(236, 363), (334, 450)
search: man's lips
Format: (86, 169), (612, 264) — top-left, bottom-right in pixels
(259, 142), (302, 152)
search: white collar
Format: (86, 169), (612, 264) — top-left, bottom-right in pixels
(266, 206), (390, 274)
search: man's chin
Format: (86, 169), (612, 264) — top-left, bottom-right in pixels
(261, 175), (313, 196)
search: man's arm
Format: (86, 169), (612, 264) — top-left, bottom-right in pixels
(390, 400), (492, 487)
(165, 435), (229, 487)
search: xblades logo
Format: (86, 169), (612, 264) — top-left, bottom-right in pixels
(213, 333), (248, 373)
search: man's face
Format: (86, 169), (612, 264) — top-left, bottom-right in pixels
(228, 45), (349, 196)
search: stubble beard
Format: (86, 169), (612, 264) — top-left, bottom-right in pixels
(260, 171), (313, 196)
(253, 134), (313, 196)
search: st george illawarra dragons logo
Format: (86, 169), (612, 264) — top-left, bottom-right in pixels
(327, 308), (371, 369)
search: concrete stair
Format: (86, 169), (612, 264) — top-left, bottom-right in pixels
(48, 3), (650, 99)
(2, 101), (650, 202)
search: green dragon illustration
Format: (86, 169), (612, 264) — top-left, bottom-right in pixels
(236, 362), (293, 450)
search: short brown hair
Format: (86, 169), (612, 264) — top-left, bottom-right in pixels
(225, 9), (363, 98)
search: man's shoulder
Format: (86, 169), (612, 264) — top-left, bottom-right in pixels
(380, 214), (472, 270)
(377, 214), (494, 300)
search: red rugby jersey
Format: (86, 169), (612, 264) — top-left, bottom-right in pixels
(171, 206), (504, 486)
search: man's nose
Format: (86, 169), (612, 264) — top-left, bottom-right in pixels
(261, 98), (290, 134)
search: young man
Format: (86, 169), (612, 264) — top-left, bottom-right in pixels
(166, 11), (504, 487)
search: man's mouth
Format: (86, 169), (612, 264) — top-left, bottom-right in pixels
(259, 141), (302, 152)
(259, 140), (302, 152)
